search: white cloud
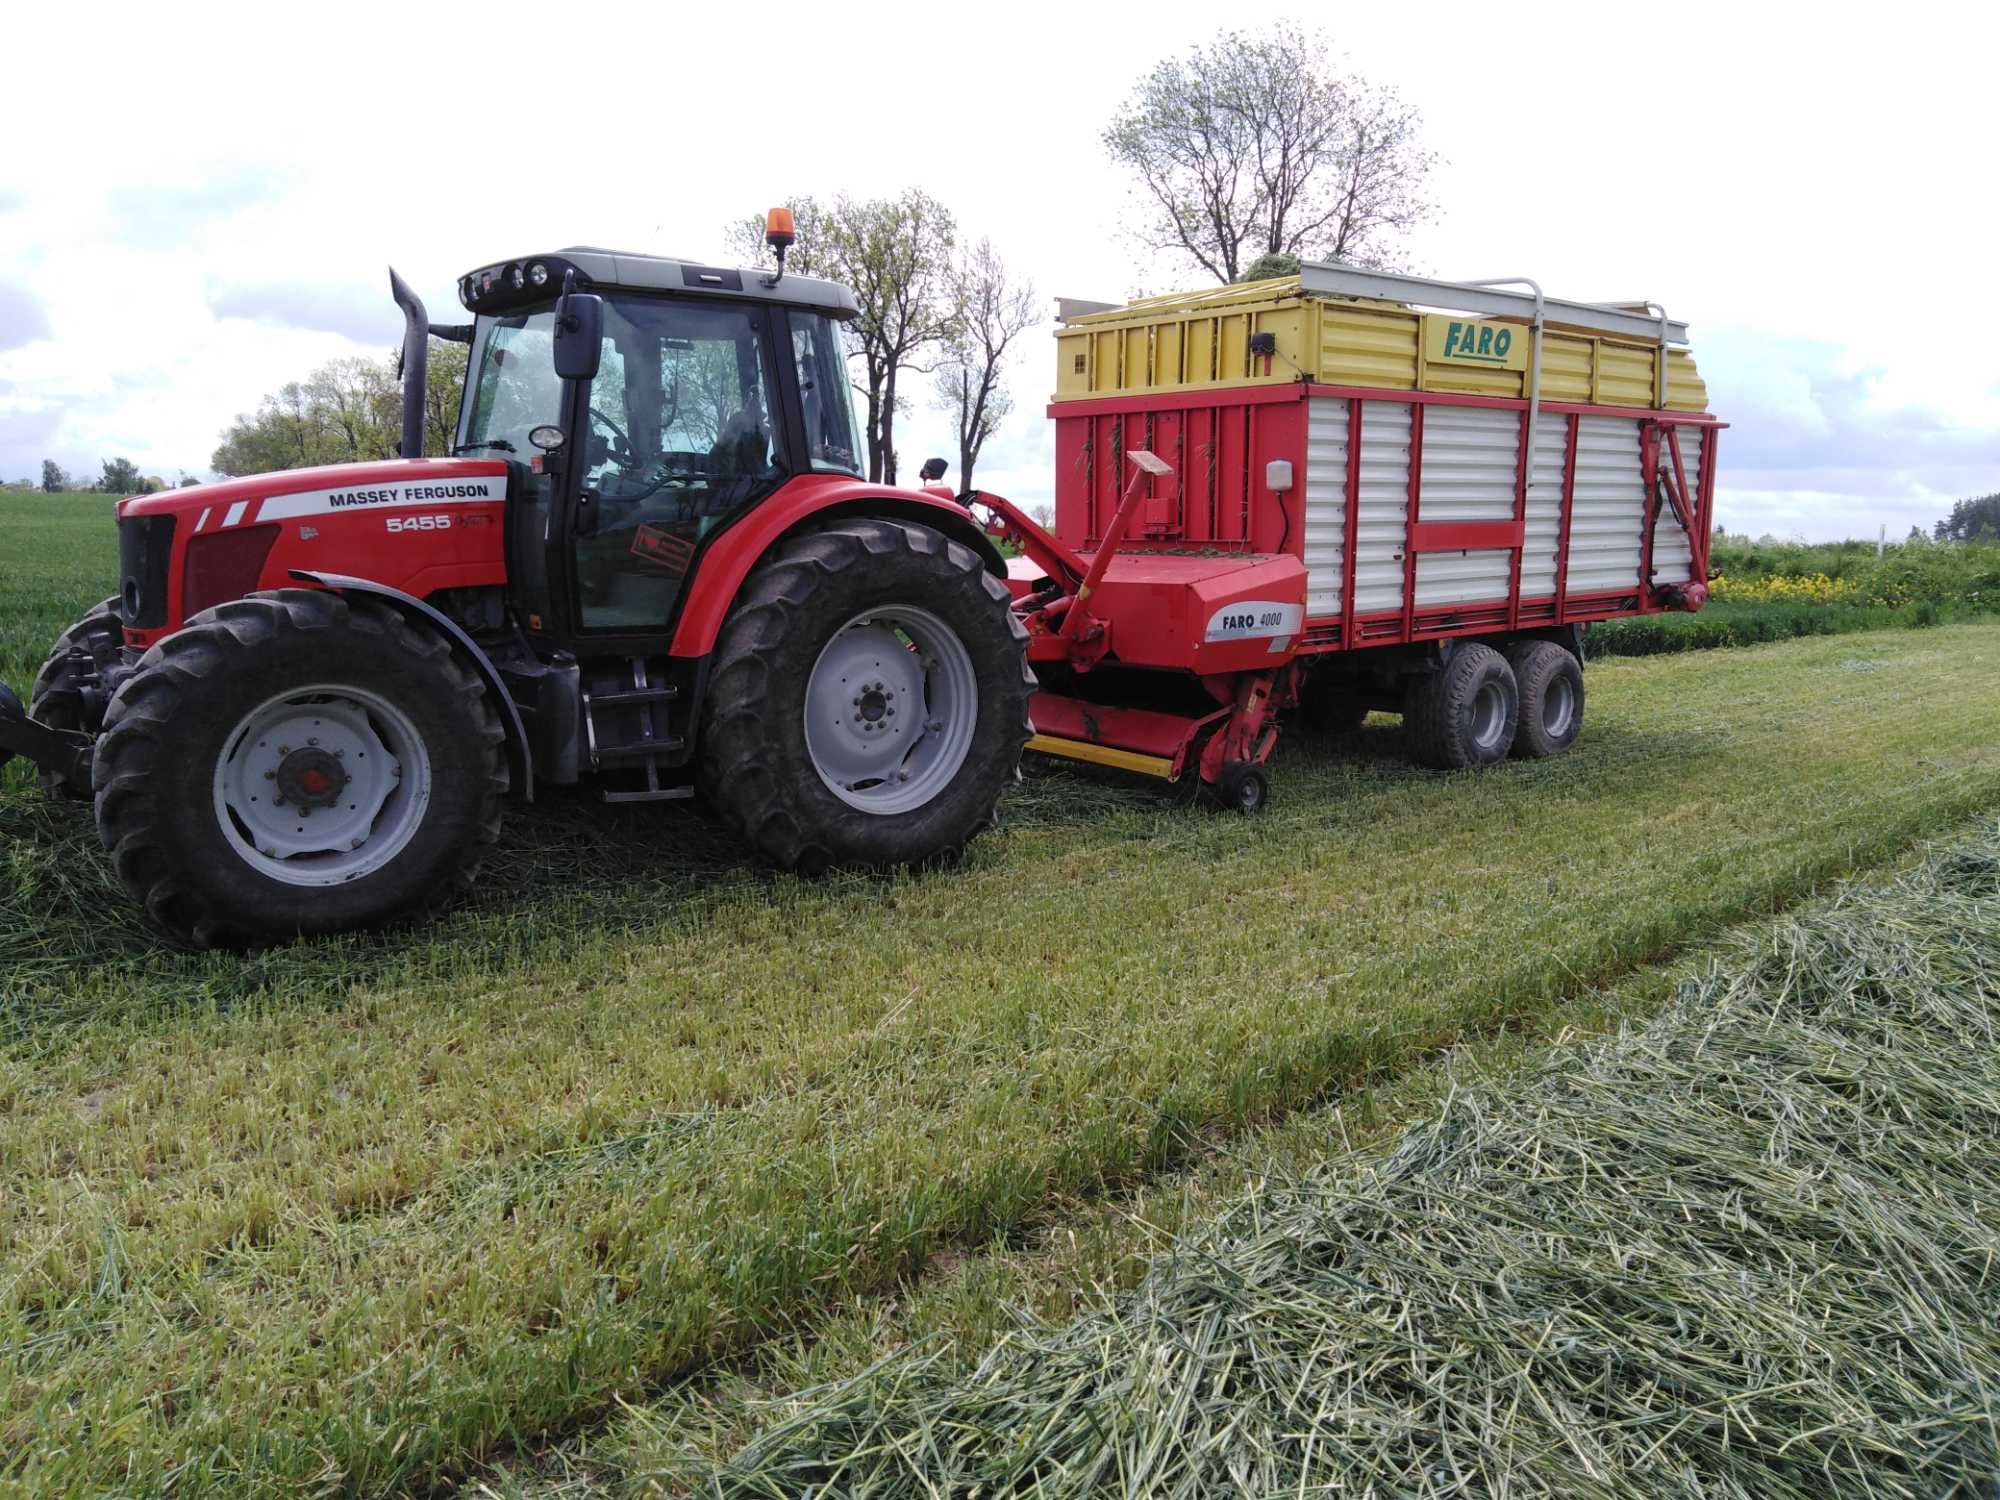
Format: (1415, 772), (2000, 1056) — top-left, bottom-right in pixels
(1, 0), (1991, 536)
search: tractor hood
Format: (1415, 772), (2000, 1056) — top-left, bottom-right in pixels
(111, 457), (514, 647)
(118, 458), (511, 525)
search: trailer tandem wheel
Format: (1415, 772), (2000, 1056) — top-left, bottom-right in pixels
(1402, 642), (1519, 770)
(1506, 640), (1585, 759)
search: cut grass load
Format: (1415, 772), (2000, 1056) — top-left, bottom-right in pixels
(696, 817), (2000, 1497)
(4, 493), (2000, 1492)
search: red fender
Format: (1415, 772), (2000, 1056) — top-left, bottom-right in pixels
(668, 474), (1005, 657)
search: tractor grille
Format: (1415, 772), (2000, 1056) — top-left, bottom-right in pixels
(117, 513), (176, 628)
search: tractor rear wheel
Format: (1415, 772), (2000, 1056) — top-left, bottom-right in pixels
(93, 589), (507, 948)
(699, 518), (1033, 874)
(29, 596), (124, 798)
(1402, 642), (1519, 769)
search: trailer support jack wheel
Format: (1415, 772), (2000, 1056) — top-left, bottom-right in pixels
(1212, 760), (1268, 814)
(1194, 664), (1296, 796)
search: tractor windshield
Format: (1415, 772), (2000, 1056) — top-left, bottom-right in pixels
(458, 310), (560, 456)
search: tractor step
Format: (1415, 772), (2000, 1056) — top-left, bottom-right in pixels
(592, 737), (688, 765)
(586, 686), (680, 709)
(602, 784), (696, 804)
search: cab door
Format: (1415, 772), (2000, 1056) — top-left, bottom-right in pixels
(565, 297), (789, 637)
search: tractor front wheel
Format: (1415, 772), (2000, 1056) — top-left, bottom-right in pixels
(699, 518), (1033, 873)
(93, 589), (507, 948)
(29, 596), (125, 798)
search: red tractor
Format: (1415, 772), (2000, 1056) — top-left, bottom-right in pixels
(1, 218), (1036, 945)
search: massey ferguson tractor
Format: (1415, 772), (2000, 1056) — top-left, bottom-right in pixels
(0, 212), (1722, 947)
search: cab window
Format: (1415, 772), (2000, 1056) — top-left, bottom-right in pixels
(574, 299), (786, 631)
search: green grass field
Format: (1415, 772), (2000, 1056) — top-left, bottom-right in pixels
(5, 491), (2000, 1494)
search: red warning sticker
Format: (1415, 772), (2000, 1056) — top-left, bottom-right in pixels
(630, 523), (694, 574)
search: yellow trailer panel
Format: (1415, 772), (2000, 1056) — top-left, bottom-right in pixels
(1055, 270), (1709, 414)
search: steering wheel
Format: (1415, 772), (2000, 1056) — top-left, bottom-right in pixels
(589, 406), (638, 470)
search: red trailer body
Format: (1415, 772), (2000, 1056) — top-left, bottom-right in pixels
(976, 267), (1725, 799)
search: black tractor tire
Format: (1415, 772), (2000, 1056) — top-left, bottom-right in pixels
(28, 596), (124, 798)
(92, 589), (507, 949)
(699, 518), (1033, 874)
(1402, 642), (1519, 770)
(1506, 640), (1585, 759)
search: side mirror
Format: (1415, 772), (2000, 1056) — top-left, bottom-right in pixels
(553, 290), (603, 381)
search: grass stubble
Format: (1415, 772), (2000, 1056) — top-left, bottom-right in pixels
(4, 491), (2000, 1493)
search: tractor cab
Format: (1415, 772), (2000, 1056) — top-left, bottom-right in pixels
(440, 243), (865, 645)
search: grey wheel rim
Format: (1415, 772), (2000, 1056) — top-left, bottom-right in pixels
(803, 605), (979, 815)
(210, 684), (431, 887)
(1469, 680), (1510, 753)
(1542, 673), (1577, 739)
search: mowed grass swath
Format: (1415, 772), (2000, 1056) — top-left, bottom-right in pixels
(5, 493), (2000, 1492)
(696, 820), (2000, 1498)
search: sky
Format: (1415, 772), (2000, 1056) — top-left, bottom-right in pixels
(1, 0), (1993, 542)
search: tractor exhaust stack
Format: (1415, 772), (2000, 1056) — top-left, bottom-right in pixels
(389, 267), (428, 460)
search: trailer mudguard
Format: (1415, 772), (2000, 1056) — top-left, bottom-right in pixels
(287, 570), (534, 801)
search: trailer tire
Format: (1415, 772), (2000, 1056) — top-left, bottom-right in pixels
(92, 589), (507, 949)
(700, 518), (1033, 875)
(28, 596), (124, 799)
(1506, 640), (1584, 759)
(1402, 643), (1518, 769)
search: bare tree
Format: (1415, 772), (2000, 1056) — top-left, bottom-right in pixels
(933, 239), (1037, 493)
(1104, 23), (1436, 283)
(733, 191), (960, 484)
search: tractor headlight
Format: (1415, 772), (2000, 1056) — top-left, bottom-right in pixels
(530, 262), (548, 287)
(510, 263), (525, 290)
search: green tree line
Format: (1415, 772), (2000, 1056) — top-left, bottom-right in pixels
(209, 343), (468, 476)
